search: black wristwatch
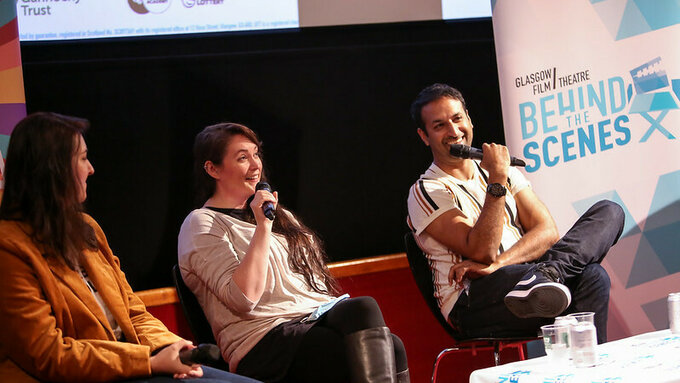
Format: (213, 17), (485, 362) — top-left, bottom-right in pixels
(486, 183), (507, 198)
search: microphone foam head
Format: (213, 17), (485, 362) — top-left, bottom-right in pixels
(255, 181), (272, 192)
(449, 144), (470, 158)
(198, 344), (221, 363)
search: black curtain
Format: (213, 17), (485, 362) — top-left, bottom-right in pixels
(20, 19), (505, 290)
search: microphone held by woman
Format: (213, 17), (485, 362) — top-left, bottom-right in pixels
(255, 181), (276, 220)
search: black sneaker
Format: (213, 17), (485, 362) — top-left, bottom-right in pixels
(504, 265), (571, 318)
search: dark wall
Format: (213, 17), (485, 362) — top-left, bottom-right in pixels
(20, 19), (505, 290)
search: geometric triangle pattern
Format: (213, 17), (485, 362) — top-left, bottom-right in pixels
(617, 0), (652, 40)
(0, 1), (18, 26)
(572, 170), (680, 291)
(572, 191), (640, 238)
(590, 0), (629, 40)
(645, 170), (680, 231)
(634, 0), (680, 30)
(640, 295), (670, 330)
(644, 222), (680, 275)
(627, 232), (669, 288)
(591, 0), (680, 41)
(604, 233), (637, 290)
(626, 170), (680, 287)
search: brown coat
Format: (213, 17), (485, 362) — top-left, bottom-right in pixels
(0, 214), (182, 382)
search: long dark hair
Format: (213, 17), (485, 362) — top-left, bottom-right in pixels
(0, 112), (96, 269)
(193, 123), (340, 295)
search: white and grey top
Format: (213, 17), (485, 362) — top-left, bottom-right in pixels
(177, 207), (334, 372)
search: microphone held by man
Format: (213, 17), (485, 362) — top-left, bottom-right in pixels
(449, 143), (526, 167)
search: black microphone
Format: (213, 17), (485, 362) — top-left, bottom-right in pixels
(449, 144), (526, 167)
(179, 343), (221, 366)
(255, 181), (276, 220)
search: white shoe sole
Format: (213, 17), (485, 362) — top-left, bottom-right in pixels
(504, 282), (572, 318)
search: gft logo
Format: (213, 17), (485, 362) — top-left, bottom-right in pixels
(128, 0), (172, 14)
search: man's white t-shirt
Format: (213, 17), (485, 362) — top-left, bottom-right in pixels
(406, 161), (530, 320)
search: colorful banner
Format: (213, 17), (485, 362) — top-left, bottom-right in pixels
(0, 0), (27, 190)
(492, 0), (680, 340)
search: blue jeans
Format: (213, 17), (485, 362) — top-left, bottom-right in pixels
(118, 366), (262, 383)
(449, 200), (624, 343)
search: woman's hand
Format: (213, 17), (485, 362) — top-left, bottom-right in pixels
(233, 188), (279, 304)
(150, 340), (204, 379)
(250, 189), (278, 225)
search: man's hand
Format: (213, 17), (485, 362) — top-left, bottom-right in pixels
(479, 143), (510, 182)
(448, 260), (500, 285)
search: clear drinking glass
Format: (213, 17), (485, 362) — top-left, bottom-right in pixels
(569, 321), (598, 367)
(566, 311), (595, 324)
(541, 323), (570, 364)
(554, 315), (578, 355)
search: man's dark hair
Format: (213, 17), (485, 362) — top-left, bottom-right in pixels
(410, 83), (467, 131)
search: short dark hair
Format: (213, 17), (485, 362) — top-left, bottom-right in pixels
(410, 83), (467, 130)
(0, 112), (94, 268)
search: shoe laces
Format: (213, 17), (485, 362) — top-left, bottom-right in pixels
(536, 263), (561, 283)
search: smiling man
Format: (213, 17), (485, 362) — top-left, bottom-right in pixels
(406, 83), (625, 343)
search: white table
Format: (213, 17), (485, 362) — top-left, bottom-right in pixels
(470, 330), (680, 383)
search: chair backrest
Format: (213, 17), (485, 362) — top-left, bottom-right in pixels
(172, 264), (218, 345)
(404, 232), (541, 342)
(404, 231), (461, 340)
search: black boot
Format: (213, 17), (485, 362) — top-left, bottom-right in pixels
(345, 327), (397, 383)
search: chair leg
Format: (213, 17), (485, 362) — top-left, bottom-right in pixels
(493, 342), (501, 366)
(516, 342), (526, 361)
(431, 348), (458, 383)
(431, 340), (533, 381)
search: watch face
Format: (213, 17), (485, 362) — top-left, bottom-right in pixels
(487, 183), (507, 197)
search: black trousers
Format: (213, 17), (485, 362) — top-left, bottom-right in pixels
(449, 200), (625, 344)
(238, 296), (407, 383)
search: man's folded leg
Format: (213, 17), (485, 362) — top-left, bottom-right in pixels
(449, 264), (553, 339)
(504, 264), (572, 319)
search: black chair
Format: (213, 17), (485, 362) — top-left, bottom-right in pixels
(404, 232), (538, 382)
(172, 264), (229, 370)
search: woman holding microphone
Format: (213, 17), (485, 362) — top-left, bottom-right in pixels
(178, 122), (408, 383)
